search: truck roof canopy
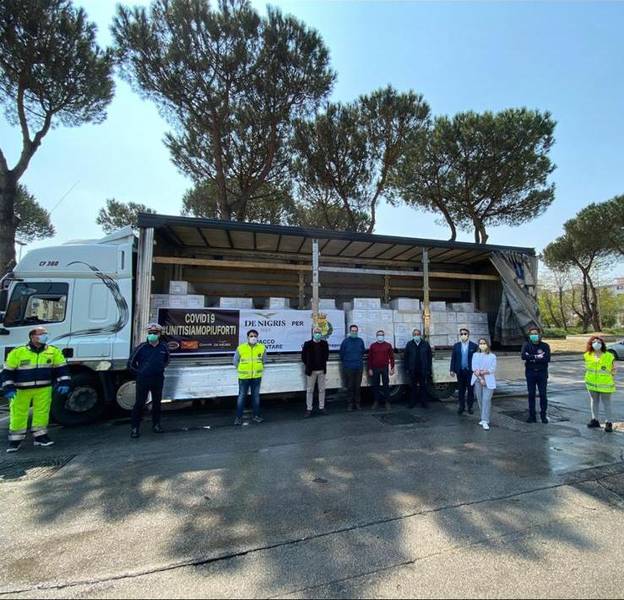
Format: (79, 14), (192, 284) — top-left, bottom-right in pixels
(137, 213), (535, 267)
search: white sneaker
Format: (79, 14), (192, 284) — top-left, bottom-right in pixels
(482, 423), (490, 430)
(478, 420), (485, 426)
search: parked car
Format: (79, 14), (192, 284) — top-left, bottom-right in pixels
(607, 340), (624, 359)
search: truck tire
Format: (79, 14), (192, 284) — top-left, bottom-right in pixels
(51, 372), (106, 426)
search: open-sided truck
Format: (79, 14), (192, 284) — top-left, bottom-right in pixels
(0, 215), (539, 425)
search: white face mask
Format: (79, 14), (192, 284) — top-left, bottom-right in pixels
(376, 335), (385, 343)
(592, 341), (602, 351)
(248, 337), (258, 345)
(479, 344), (488, 352)
(460, 334), (469, 341)
(37, 334), (48, 345)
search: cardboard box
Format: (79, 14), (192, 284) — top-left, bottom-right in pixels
(219, 297), (254, 309)
(169, 281), (196, 295)
(430, 335), (450, 348)
(319, 298), (337, 310)
(449, 302), (475, 312)
(429, 301), (447, 311)
(352, 298), (382, 310)
(266, 297), (291, 309)
(389, 298), (421, 311)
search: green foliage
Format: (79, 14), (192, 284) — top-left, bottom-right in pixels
(542, 328), (567, 339)
(97, 199), (155, 233)
(293, 86), (429, 232)
(181, 180), (295, 225)
(393, 109), (556, 243)
(0, 0), (114, 271)
(113, 0), (334, 222)
(15, 185), (55, 242)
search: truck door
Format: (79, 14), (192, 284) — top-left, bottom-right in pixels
(0, 280), (73, 362)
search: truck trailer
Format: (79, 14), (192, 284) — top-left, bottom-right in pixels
(0, 215), (541, 425)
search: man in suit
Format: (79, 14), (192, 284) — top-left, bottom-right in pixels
(450, 328), (479, 415)
(404, 328), (433, 408)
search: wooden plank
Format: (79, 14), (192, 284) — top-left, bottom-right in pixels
(153, 256), (308, 272)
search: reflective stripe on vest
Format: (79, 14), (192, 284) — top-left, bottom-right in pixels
(584, 352), (616, 394)
(237, 343), (265, 380)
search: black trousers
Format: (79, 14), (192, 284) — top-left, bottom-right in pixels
(409, 372), (428, 407)
(131, 375), (164, 429)
(527, 370), (548, 418)
(371, 367), (390, 404)
(457, 368), (474, 410)
(344, 367), (363, 407)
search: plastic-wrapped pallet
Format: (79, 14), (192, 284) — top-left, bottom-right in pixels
(150, 293), (205, 321)
(319, 298), (337, 310)
(219, 297), (253, 309)
(429, 301), (447, 311)
(429, 335), (450, 348)
(394, 323), (421, 349)
(169, 281), (196, 295)
(346, 311), (394, 348)
(392, 310), (422, 324)
(389, 298), (421, 311)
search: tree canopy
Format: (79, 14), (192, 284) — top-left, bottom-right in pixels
(97, 199), (155, 233)
(15, 185), (55, 243)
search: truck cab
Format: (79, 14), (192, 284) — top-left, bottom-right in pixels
(0, 228), (135, 424)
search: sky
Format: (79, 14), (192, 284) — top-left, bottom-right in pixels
(2, 0), (623, 273)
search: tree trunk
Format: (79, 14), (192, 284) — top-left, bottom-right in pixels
(585, 271), (602, 331)
(557, 286), (568, 331)
(0, 174), (18, 274)
(432, 199), (457, 241)
(545, 295), (562, 328)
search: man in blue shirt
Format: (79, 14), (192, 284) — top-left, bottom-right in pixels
(450, 328), (479, 415)
(340, 324), (366, 411)
(128, 323), (170, 438)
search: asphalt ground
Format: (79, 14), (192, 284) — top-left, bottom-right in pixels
(1, 357), (624, 598)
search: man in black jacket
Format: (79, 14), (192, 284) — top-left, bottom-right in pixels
(128, 323), (170, 438)
(450, 328), (479, 415)
(404, 328), (433, 408)
(301, 327), (330, 417)
(521, 326), (551, 424)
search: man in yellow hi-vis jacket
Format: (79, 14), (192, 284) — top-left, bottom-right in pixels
(2, 327), (71, 453)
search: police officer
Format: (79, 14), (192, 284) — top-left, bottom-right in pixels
(521, 326), (551, 423)
(128, 323), (170, 438)
(2, 327), (71, 453)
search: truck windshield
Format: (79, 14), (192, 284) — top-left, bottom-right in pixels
(3, 283), (69, 328)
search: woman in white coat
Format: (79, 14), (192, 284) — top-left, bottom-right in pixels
(471, 338), (497, 430)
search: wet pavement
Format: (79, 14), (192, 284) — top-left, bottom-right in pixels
(1, 358), (624, 598)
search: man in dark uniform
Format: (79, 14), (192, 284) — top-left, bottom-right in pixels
(404, 328), (433, 408)
(521, 326), (551, 423)
(450, 328), (479, 415)
(128, 323), (170, 438)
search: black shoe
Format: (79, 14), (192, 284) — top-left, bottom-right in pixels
(526, 416), (537, 423)
(33, 435), (54, 447)
(304, 410), (312, 418)
(468, 407), (474, 415)
(152, 424), (164, 434)
(6, 440), (22, 453)
(457, 408), (465, 415)
(252, 416), (264, 424)
(605, 422), (613, 433)
(234, 417), (243, 426)
(587, 419), (601, 429)
(541, 416), (549, 424)
(131, 428), (140, 439)
(421, 403), (429, 409)
(319, 408), (329, 416)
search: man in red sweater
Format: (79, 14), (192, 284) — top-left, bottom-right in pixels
(368, 329), (395, 410)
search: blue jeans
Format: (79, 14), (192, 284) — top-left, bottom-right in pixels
(237, 378), (262, 418)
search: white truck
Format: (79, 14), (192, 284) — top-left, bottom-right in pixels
(0, 215), (540, 425)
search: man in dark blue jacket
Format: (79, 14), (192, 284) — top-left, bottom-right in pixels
(404, 329), (433, 408)
(521, 326), (551, 424)
(450, 328), (479, 415)
(128, 323), (170, 438)
(340, 324), (366, 410)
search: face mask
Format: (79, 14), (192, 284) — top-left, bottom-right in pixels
(349, 331), (358, 338)
(413, 335), (421, 342)
(248, 337), (258, 345)
(529, 334), (540, 343)
(376, 335), (385, 343)
(479, 344), (488, 352)
(37, 334), (48, 345)
(147, 333), (159, 344)
(313, 333), (322, 341)
(460, 334), (469, 341)
(592, 341), (602, 351)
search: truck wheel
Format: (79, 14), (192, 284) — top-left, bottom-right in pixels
(433, 382), (457, 400)
(51, 372), (105, 426)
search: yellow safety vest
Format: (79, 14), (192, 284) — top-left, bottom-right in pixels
(237, 343), (265, 380)
(584, 351), (616, 394)
(2, 344), (70, 390)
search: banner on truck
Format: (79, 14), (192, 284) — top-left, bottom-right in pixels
(158, 308), (345, 355)
(158, 308), (240, 354)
